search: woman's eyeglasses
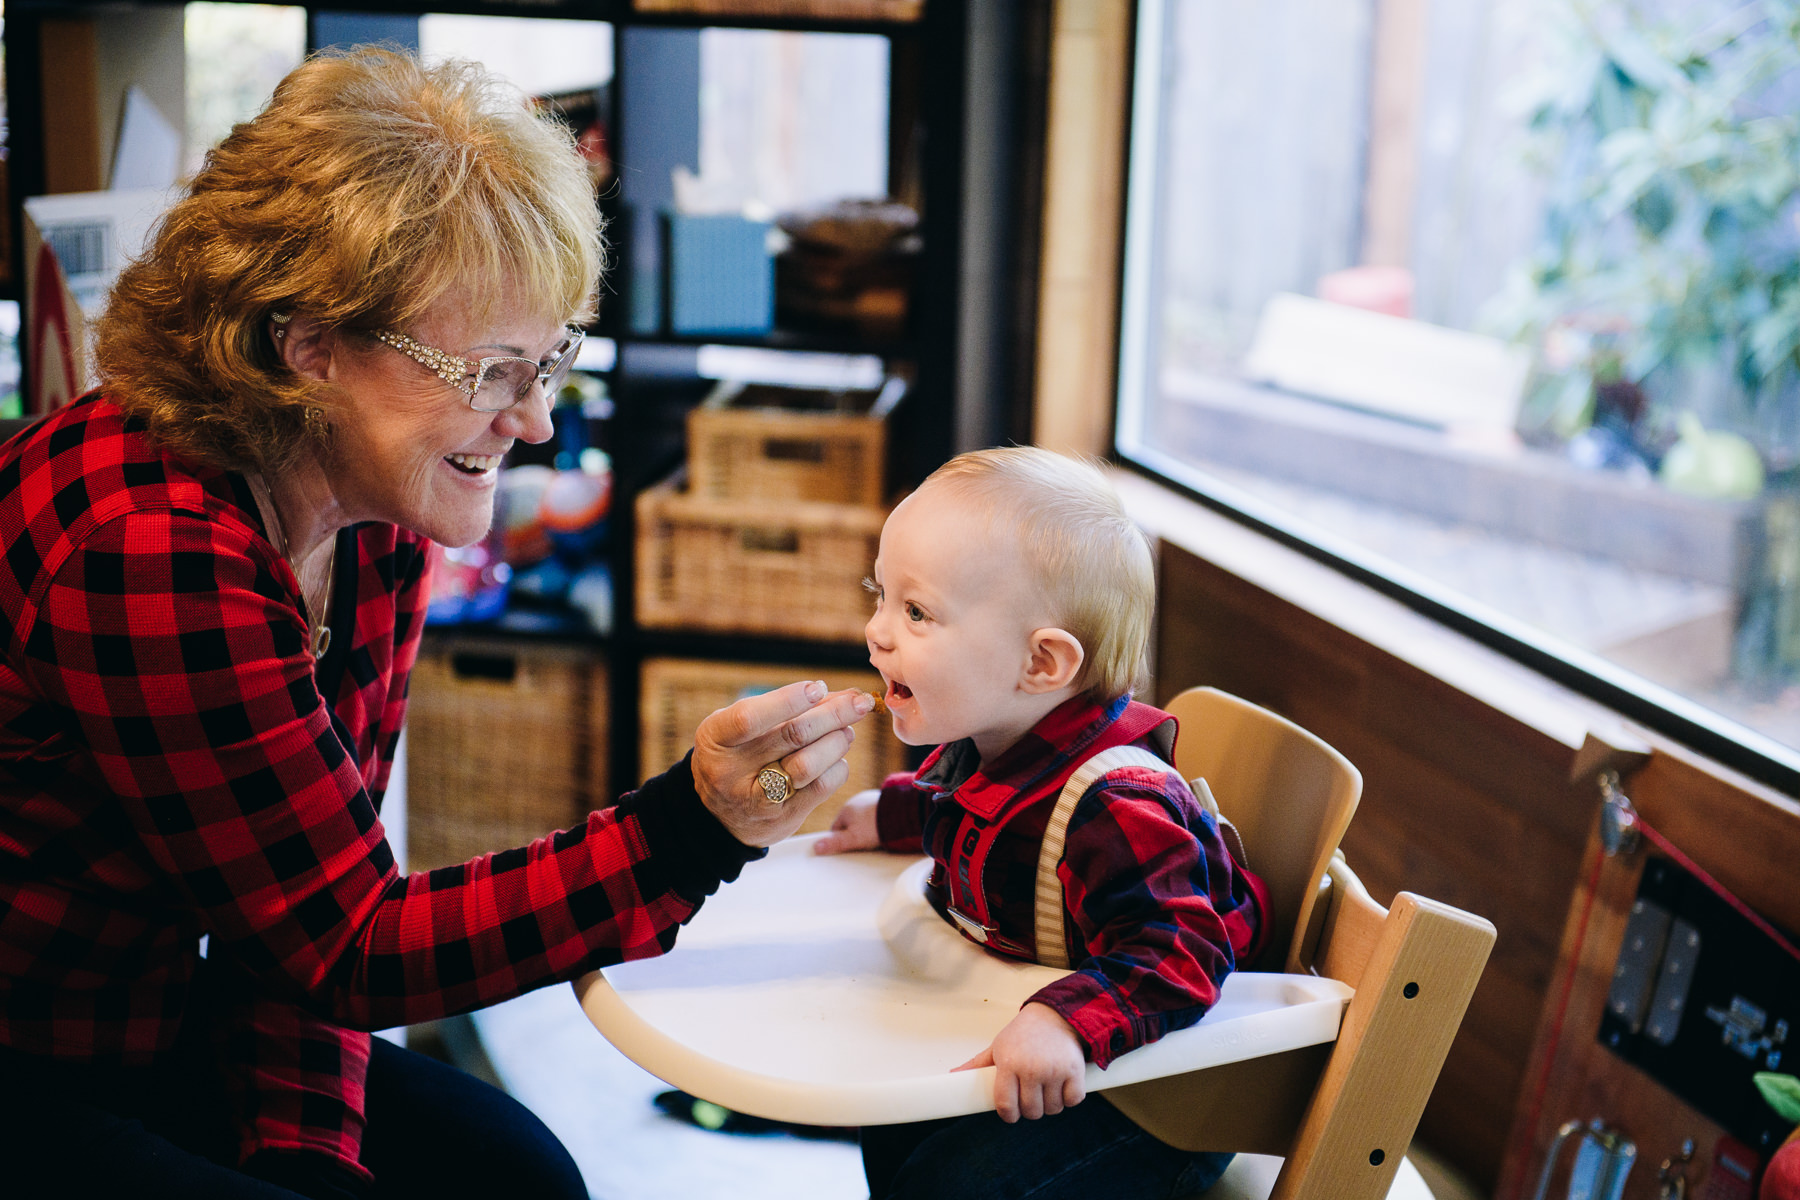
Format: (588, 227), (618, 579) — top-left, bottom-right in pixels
(373, 326), (585, 412)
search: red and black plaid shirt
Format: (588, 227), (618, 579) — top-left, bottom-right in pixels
(0, 395), (758, 1178)
(875, 694), (1266, 1069)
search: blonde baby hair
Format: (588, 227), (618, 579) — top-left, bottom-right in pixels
(920, 446), (1154, 702)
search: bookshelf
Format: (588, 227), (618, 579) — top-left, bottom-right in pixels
(1, 0), (1025, 800)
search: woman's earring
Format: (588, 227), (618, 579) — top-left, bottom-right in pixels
(304, 405), (332, 447)
(271, 312), (291, 342)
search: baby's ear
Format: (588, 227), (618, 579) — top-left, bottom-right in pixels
(1022, 627), (1084, 694)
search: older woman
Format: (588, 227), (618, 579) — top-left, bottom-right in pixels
(0, 48), (870, 1200)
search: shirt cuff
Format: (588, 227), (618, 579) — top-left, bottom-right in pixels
(1029, 969), (1139, 1069)
(614, 751), (766, 907)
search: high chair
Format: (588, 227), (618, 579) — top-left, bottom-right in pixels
(575, 687), (1495, 1200)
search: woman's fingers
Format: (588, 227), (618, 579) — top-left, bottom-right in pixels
(745, 726), (853, 824)
(701, 679), (828, 748)
(691, 684), (872, 847)
(778, 722), (861, 794)
(761, 688), (874, 761)
(780, 757), (851, 823)
(701, 684), (872, 762)
(700, 757), (845, 847)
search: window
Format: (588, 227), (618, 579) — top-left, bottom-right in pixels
(1115, 0), (1800, 775)
(418, 15), (614, 99)
(185, 4), (305, 176)
(695, 29), (889, 216)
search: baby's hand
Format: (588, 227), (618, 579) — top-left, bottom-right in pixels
(811, 789), (881, 854)
(954, 1002), (1087, 1123)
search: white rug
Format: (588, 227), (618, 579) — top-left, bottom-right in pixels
(470, 986), (868, 1200)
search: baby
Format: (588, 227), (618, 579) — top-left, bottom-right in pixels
(817, 446), (1268, 1200)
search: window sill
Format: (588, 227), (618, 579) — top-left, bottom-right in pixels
(1109, 465), (1650, 768)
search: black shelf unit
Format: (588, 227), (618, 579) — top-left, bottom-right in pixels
(606, 327), (919, 358)
(2, 0), (978, 797)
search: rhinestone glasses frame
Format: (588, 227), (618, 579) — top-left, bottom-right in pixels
(373, 326), (585, 412)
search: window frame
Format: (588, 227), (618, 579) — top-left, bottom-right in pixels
(1107, 0), (1800, 798)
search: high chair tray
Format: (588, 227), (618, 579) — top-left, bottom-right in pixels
(575, 835), (1351, 1128)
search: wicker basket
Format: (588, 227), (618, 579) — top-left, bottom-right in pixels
(639, 657), (907, 834)
(632, 0), (922, 19)
(405, 638), (608, 872)
(635, 472), (884, 642)
(687, 376), (905, 508)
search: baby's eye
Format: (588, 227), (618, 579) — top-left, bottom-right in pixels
(863, 576), (882, 606)
(905, 602), (926, 623)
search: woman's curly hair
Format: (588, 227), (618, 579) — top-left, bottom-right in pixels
(95, 46), (604, 474)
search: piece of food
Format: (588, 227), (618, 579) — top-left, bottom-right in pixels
(862, 689), (889, 716)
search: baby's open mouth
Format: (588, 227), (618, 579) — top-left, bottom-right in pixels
(887, 680), (914, 704)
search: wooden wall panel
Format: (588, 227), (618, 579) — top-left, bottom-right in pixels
(1157, 540), (1608, 1188)
(1136, 468), (1800, 1199)
(1624, 748), (1800, 934)
(1494, 752), (1800, 1200)
(39, 20), (102, 195)
(1031, 0), (1131, 456)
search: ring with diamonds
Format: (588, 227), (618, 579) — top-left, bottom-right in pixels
(755, 764), (794, 806)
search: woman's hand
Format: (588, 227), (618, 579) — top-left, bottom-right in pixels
(811, 789), (881, 855)
(692, 681), (874, 847)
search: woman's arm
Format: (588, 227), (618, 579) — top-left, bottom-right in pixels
(20, 508), (862, 1028)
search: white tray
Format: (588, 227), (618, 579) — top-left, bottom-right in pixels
(576, 834), (1350, 1127)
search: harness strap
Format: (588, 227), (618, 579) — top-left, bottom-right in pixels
(1032, 746), (1173, 969)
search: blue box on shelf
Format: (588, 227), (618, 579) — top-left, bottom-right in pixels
(664, 212), (774, 336)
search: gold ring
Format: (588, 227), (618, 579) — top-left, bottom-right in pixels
(756, 765), (794, 806)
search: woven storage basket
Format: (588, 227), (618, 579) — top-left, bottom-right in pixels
(639, 657), (908, 835)
(635, 472), (884, 642)
(687, 376), (905, 507)
(405, 638), (608, 872)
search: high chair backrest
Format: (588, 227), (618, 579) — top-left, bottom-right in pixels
(1096, 689), (1494, 1200)
(1106, 853), (1496, 1200)
(1162, 687), (1362, 974)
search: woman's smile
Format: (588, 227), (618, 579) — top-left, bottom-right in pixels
(444, 451), (505, 477)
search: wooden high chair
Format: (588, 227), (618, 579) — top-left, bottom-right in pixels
(1160, 686), (1364, 976)
(1107, 687), (1496, 1199)
(574, 688), (1495, 1200)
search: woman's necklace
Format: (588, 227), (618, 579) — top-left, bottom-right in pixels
(246, 472), (336, 660)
